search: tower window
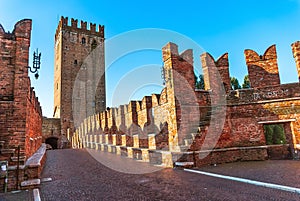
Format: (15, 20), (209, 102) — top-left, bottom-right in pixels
(82, 37), (86, 44)
(74, 60), (78, 65)
(91, 40), (97, 50)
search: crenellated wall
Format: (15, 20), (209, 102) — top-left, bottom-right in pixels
(74, 41), (300, 168)
(291, 41), (300, 82)
(202, 52), (230, 93)
(55, 16), (104, 41)
(0, 19), (44, 191)
(245, 45), (280, 88)
(0, 19), (43, 161)
(25, 87), (43, 157)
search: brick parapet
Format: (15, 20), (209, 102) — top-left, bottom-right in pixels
(115, 105), (125, 134)
(215, 53), (231, 93)
(74, 41), (300, 166)
(291, 41), (300, 82)
(227, 83), (300, 105)
(137, 96), (152, 129)
(201, 52), (228, 95)
(107, 107), (117, 134)
(0, 19), (44, 191)
(0, 19), (43, 158)
(244, 45), (280, 88)
(55, 16), (104, 41)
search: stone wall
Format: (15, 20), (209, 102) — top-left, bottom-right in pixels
(42, 117), (64, 148)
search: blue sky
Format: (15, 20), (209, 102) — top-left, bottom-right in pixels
(1, 0), (300, 117)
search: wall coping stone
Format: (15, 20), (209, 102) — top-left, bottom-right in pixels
(20, 179), (40, 187)
(176, 144), (289, 154)
(258, 119), (296, 124)
(25, 143), (46, 168)
(8, 165), (25, 171)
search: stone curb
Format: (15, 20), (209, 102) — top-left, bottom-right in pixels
(33, 188), (41, 201)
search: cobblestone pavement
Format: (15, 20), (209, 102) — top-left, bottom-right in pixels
(39, 149), (300, 201)
(0, 190), (32, 201)
(197, 159), (300, 189)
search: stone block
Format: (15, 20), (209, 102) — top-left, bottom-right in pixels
(107, 145), (112, 153)
(121, 135), (126, 146)
(133, 135), (139, 148)
(148, 134), (156, 149)
(105, 134), (109, 144)
(112, 134), (117, 145)
(116, 146), (121, 155)
(141, 149), (149, 162)
(127, 147), (133, 158)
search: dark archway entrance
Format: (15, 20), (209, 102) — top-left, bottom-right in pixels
(46, 137), (58, 149)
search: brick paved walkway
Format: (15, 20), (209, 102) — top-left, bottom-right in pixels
(38, 149), (300, 201)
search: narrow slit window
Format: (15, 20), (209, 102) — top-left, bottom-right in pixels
(91, 39), (97, 50)
(82, 37), (86, 44)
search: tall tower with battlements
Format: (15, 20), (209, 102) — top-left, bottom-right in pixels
(53, 16), (106, 138)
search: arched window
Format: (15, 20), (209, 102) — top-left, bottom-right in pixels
(82, 37), (86, 44)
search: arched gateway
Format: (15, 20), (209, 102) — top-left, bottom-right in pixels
(45, 137), (58, 149)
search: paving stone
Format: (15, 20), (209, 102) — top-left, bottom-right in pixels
(40, 149), (300, 201)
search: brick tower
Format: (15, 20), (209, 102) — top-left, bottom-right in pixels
(53, 17), (106, 139)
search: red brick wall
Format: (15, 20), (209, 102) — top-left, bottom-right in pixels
(215, 53), (231, 93)
(25, 87), (43, 157)
(0, 19), (42, 163)
(245, 45), (280, 88)
(137, 96), (152, 147)
(75, 41), (300, 163)
(54, 16), (106, 139)
(202, 52), (231, 93)
(115, 105), (126, 134)
(291, 41), (300, 82)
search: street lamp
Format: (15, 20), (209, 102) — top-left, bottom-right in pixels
(27, 49), (41, 79)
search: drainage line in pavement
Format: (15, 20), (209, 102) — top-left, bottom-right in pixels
(184, 169), (300, 194)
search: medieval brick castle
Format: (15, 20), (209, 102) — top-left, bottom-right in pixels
(67, 17), (300, 167)
(0, 16), (300, 190)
